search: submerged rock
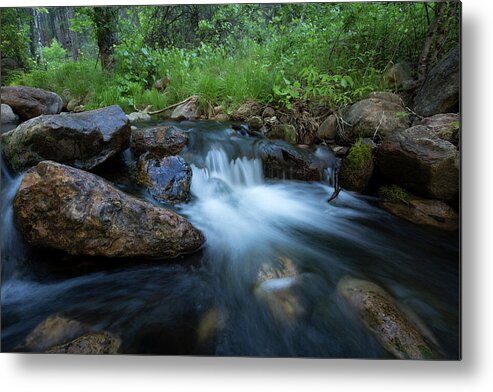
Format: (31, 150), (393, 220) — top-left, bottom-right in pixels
(14, 161), (204, 258)
(0, 86), (63, 120)
(377, 125), (459, 203)
(137, 153), (192, 204)
(130, 125), (188, 157)
(1, 105), (130, 171)
(340, 96), (409, 142)
(46, 331), (121, 354)
(337, 276), (440, 359)
(23, 315), (88, 352)
(414, 45), (460, 117)
(1, 103), (19, 125)
(257, 139), (324, 181)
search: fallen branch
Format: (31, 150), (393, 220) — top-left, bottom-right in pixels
(148, 96), (195, 116)
(327, 169), (341, 203)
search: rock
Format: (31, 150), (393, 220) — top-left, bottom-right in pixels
(332, 146), (349, 158)
(1, 103), (19, 124)
(416, 113), (460, 146)
(254, 257), (304, 323)
(170, 95), (200, 120)
(383, 63), (413, 89)
(377, 125), (459, 203)
(339, 140), (374, 192)
(337, 276), (440, 359)
(13, 161), (204, 258)
(257, 139), (324, 181)
(212, 113), (230, 122)
(137, 153), (192, 204)
(130, 125), (188, 157)
(23, 315), (88, 352)
(127, 111), (152, 123)
(381, 197), (459, 231)
(414, 45), (460, 117)
(46, 331), (121, 354)
(1, 105), (130, 172)
(247, 115), (263, 131)
(317, 114), (338, 141)
(73, 105), (85, 113)
(262, 107), (276, 118)
(233, 100), (261, 120)
(367, 91), (403, 106)
(0, 86), (63, 120)
(66, 98), (80, 112)
(213, 105), (224, 115)
(268, 124), (297, 144)
(340, 97), (409, 141)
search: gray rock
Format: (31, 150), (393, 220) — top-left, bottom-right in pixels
(377, 125), (459, 203)
(127, 111), (152, 123)
(414, 45), (460, 117)
(1, 105), (130, 171)
(0, 86), (63, 120)
(1, 103), (19, 124)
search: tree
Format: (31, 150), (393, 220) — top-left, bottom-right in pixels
(92, 6), (119, 71)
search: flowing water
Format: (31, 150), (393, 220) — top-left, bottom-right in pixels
(1, 120), (460, 358)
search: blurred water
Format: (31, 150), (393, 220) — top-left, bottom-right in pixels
(0, 120), (459, 358)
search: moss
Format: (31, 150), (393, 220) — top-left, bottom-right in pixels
(345, 139), (372, 170)
(339, 139), (373, 192)
(378, 184), (411, 203)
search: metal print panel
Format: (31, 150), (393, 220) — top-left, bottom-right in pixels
(0, 1), (461, 359)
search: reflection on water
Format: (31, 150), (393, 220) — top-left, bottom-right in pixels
(1, 120), (459, 358)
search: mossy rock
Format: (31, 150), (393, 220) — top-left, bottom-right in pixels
(268, 124), (297, 144)
(339, 139), (374, 192)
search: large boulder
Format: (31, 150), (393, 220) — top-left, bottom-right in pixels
(339, 140), (374, 192)
(256, 139), (324, 181)
(413, 45), (460, 117)
(1, 105), (130, 172)
(337, 276), (441, 359)
(377, 126), (459, 203)
(340, 95), (409, 142)
(416, 113), (460, 146)
(170, 95), (200, 120)
(0, 86), (63, 120)
(1, 103), (19, 124)
(13, 161), (204, 258)
(46, 331), (121, 354)
(137, 153), (192, 204)
(130, 125), (188, 157)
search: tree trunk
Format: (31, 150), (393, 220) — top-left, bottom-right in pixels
(93, 7), (119, 72)
(33, 8), (45, 68)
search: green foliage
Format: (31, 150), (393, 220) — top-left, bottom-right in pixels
(378, 185), (411, 203)
(43, 39), (67, 68)
(0, 8), (33, 68)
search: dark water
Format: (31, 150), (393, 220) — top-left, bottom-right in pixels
(1, 120), (460, 358)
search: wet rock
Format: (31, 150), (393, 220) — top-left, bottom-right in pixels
(262, 106), (275, 118)
(170, 95), (200, 120)
(257, 139), (324, 181)
(137, 153), (192, 204)
(268, 124), (297, 144)
(130, 125), (188, 157)
(233, 100), (261, 120)
(247, 115), (263, 131)
(317, 114), (338, 141)
(196, 308), (226, 346)
(1, 103), (19, 124)
(0, 86), (63, 120)
(1, 105), (130, 172)
(337, 276), (440, 359)
(377, 125), (459, 203)
(416, 113), (460, 146)
(254, 257), (305, 323)
(127, 111), (152, 123)
(340, 97), (409, 142)
(46, 331), (121, 354)
(23, 315), (88, 352)
(14, 161), (204, 258)
(414, 45), (460, 117)
(339, 140), (374, 192)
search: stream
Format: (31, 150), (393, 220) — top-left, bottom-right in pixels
(1, 120), (459, 358)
